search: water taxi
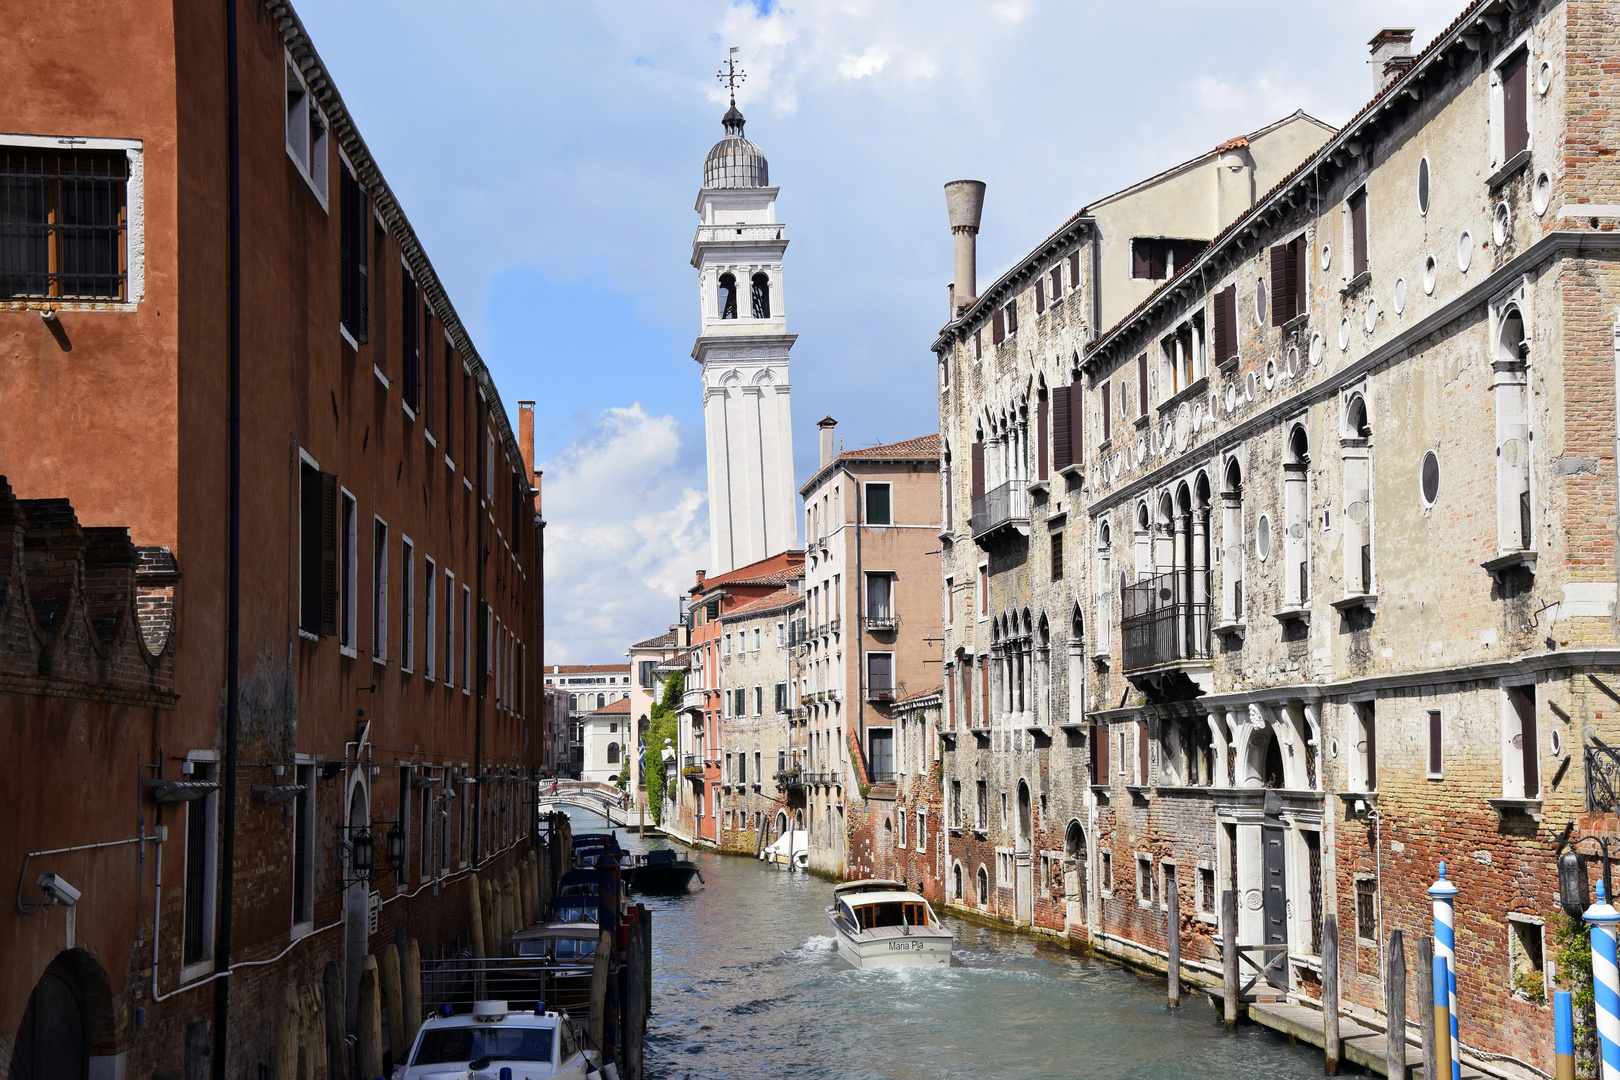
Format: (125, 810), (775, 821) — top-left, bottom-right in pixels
(392, 1000), (597, 1079)
(826, 880), (953, 969)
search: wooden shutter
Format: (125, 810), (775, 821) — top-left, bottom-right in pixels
(1071, 379), (1085, 463)
(355, 187), (368, 343)
(992, 309), (1005, 344)
(1137, 354), (1149, 416)
(1101, 383), (1111, 441)
(1051, 267), (1062, 300)
(423, 310), (435, 434)
(402, 274), (420, 408)
(1502, 49), (1529, 159)
(372, 228), (387, 373)
(974, 329), (982, 359)
(1210, 292), (1229, 366)
(1069, 251), (1081, 292)
(340, 173), (354, 334)
(1035, 279), (1045, 315)
(1211, 284), (1237, 364)
(1427, 711), (1442, 775)
(1132, 240), (1150, 279)
(1349, 190), (1369, 276)
(1052, 384), (1073, 469)
(320, 471), (339, 636)
(1512, 686), (1539, 798)
(971, 440), (985, 501)
(1037, 397), (1049, 480)
(1269, 244), (1290, 326)
(1294, 235), (1309, 317)
(1148, 242), (1166, 281)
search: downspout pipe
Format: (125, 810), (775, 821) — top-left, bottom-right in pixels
(475, 394), (486, 860)
(214, 0), (242, 1075)
(837, 466), (864, 775)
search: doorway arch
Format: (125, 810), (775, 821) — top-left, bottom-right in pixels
(1064, 819), (1088, 928)
(11, 949), (119, 1080)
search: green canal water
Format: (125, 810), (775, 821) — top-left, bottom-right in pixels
(567, 811), (1328, 1080)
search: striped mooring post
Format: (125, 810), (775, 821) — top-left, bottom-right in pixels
(1429, 862), (1461, 1080)
(1555, 989), (1576, 1080)
(1585, 879), (1620, 1080)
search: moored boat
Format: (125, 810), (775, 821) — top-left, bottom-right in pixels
(826, 880), (953, 969)
(622, 848), (702, 894)
(393, 1000), (594, 1079)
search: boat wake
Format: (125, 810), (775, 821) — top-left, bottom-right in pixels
(785, 934), (839, 963)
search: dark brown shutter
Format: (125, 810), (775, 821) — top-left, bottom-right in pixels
(1513, 686), (1539, 798)
(1210, 291), (1229, 365)
(971, 440), (985, 501)
(1137, 354), (1148, 416)
(1051, 267), (1062, 300)
(1101, 383), (1111, 441)
(1035, 279), (1045, 314)
(1502, 49), (1529, 159)
(1097, 723), (1109, 779)
(1269, 244), (1289, 326)
(423, 310), (435, 434)
(1037, 397), (1049, 480)
(974, 329), (982, 359)
(1069, 250), (1080, 290)
(1052, 384), (1073, 469)
(372, 226), (387, 373)
(1427, 711), (1442, 775)
(355, 188), (369, 343)
(1294, 235), (1309, 317)
(1148, 241), (1166, 281)
(340, 173), (354, 334)
(992, 308), (1005, 344)
(1221, 285), (1238, 362)
(1349, 190), (1369, 276)
(1071, 379), (1085, 463)
(320, 471), (339, 636)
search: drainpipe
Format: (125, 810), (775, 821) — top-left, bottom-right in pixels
(475, 392), (486, 860)
(838, 465), (864, 776)
(214, 0), (242, 1075)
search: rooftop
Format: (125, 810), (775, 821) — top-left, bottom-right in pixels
(589, 698), (633, 716)
(545, 663), (630, 676)
(720, 587), (802, 621)
(630, 629), (679, 650)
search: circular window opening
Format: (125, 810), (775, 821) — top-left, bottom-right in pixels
(1458, 230), (1474, 272)
(1533, 172), (1552, 217)
(1418, 157), (1431, 216)
(1338, 316), (1351, 351)
(1420, 449), (1440, 506)
(1501, 437), (1529, 467)
(1256, 277), (1269, 324)
(1225, 382), (1238, 414)
(1364, 297), (1379, 334)
(1309, 331), (1324, 367)
(1393, 277), (1408, 315)
(1286, 346), (1300, 377)
(1423, 254), (1438, 296)
(1264, 357), (1277, 390)
(1538, 59), (1552, 95)
(1320, 242), (1332, 271)
(1493, 202), (1512, 246)
(1329, 738), (1340, 759)
(1551, 729), (1564, 757)
(1256, 515), (1273, 561)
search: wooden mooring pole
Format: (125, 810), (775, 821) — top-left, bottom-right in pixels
(1167, 873), (1181, 1009)
(1387, 929), (1408, 1079)
(1417, 934), (1437, 1080)
(1323, 913), (1341, 1076)
(1221, 889), (1240, 1029)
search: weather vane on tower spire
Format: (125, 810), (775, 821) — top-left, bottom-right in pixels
(717, 46), (745, 106)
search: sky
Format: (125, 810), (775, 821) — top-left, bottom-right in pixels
(298, 0), (1464, 664)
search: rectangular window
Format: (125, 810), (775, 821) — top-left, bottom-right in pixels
(0, 147), (131, 301)
(1353, 700), (1377, 792)
(182, 761), (218, 968)
(444, 339), (456, 455)
(991, 309), (1005, 344)
(339, 165), (369, 342)
(1132, 238), (1167, 280)
(444, 570), (456, 687)
(1100, 851), (1113, 896)
(1101, 382), (1112, 441)
(917, 809), (927, 852)
(424, 556), (437, 680)
(1269, 235), (1309, 325)
(1137, 722), (1149, 785)
(284, 59), (328, 201)
(1500, 48), (1530, 161)
(1162, 862), (1177, 912)
(867, 652), (894, 698)
(1347, 187), (1369, 278)
(1050, 266), (1062, 301)
(1355, 876), (1378, 944)
(1509, 916), (1546, 1003)
(976, 779), (988, 829)
(1051, 532), (1064, 582)
(402, 270), (420, 414)
(865, 483), (892, 525)
(372, 518), (388, 662)
(462, 586), (472, 693)
(1090, 723), (1109, 783)
(1137, 354), (1149, 417)
(422, 309), (435, 437)
(775, 682), (787, 712)
(400, 537), (415, 672)
(897, 809), (907, 848)
(1034, 278), (1045, 315)
(753, 628), (761, 652)
(1428, 709), (1443, 776)
(1198, 865), (1216, 916)
(339, 489), (357, 652)
(1005, 298), (1018, 334)
(292, 763), (315, 925)
(733, 687), (746, 717)
(1210, 284), (1237, 365)
(754, 685), (763, 716)
(298, 460), (338, 637)
(1506, 684), (1540, 799)
(1069, 250), (1080, 287)
(974, 328), (982, 359)
(1136, 854), (1153, 906)
(866, 573), (894, 622)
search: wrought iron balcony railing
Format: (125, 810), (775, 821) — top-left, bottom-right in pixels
(1121, 570), (1212, 672)
(969, 480), (1030, 542)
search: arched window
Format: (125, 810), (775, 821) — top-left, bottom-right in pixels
(607, 742), (620, 764)
(1342, 394), (1373, 596)
(976, 865), (990, 906)
(717, 273), (738, 319)
(953, 861), (964, 899)
(1284, 425), (1311, 607)
(1222, 458), (1244, 622)
(1065, 820), (1088, 926)
(1095, 521), (1112, 651)
(597, 693), (606, 710)
(750, 272), (771, 318)
(569, 694), (578, 711)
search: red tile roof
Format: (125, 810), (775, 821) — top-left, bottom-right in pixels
(897, 685), (944, 705)
(838, 433), (941, 460)
(546, 663), (630, 675)
(721, 587), (801, 620)
(590, 698), (633, 716)
(630, 630), (679, 650)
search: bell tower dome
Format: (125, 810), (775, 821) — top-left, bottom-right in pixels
(692, 61), (797, 575)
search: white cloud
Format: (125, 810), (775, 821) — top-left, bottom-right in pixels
(540, 405), (707, 664)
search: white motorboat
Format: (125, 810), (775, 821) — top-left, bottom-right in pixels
(826, 880), (954, 969)
(392, 1000), (597, 1080)
(761, 828), (809, 869)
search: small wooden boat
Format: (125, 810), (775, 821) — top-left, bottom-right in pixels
(622, 848), (702, 895)
(826, 880), (953, 969)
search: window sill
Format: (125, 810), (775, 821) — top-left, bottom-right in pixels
(1056, 718), (1088, 731)
(1157, 376), (1210, 416)
(1273, 605), (1311, 626)
(1482, 549), (1537, 577)
(373, 656), (387, 668)
(1133, 414), (1151, 430)
(339, 645), (357, 660)
(463, 476), (474, 492)
(1340, 271), (1372, 296)
(425, 431), (437, 449)
(1281, 312), (1310, 335)
(1027, 480), (1050, 498)
(1337, 791), (1378, 819)
(1219, 355), (1240, 375)
(445, 454), (456, 472)
(1329, 592), (1378, 614)
(1212, 620), (1246, 638)
(179, 958), (217, 986)
(1488, 797), (1542, 820)
(1487, 149), (1532, 191)
(298, 628), (319, 644)
(1091, 652), (1111, 668)
(374, 365), (390, 389)
(339, 324), (360, 353)
(1125, 784), (1151, 799)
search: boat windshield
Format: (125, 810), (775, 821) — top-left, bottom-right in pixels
(517, 937), (599, 960)
(411, 1024), (554, 1065)
(853, 901), (931, 930)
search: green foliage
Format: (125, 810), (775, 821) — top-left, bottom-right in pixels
(642, 671), (683, 824)
(1554, 911), (1597, 1079)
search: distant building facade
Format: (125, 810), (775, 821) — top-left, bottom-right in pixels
(716, 586), (804, 854)
(542, 663), (634, 779)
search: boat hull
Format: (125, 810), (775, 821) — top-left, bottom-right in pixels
(827, 913), (953, 969)
(624, 863), (699, 894)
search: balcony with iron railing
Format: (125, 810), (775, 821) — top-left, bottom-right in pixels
(864, 612), (899, 632)
(1121, 570), (1212, 679)
(865, 679), (905, 705)
(970, 480), (1031, 545)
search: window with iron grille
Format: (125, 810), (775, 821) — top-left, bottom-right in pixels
(1355, 876), (1378, 944)
(1198, 865), (1216, 915)
(1, 148), (129, 301)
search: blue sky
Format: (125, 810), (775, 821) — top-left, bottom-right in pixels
(298, 0), (1462, 662)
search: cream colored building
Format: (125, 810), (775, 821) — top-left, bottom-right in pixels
(716, 586), (804, 852)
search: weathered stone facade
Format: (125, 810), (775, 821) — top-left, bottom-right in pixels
(932, 3), (1620, 1076)
(716, 587), (804, 854)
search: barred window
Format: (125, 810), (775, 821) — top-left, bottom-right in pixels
(1, 149), (129, 301)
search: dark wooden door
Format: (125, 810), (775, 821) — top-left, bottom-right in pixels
(1262, 824), (1289, 987)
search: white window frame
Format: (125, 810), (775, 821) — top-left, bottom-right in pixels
(0, 134), (147, 310)
(916, 808), (927, 853)
(338, 488), (358, 655)
(179, 752), (220, 983)
(444, 569), (456, 687)
(1487, 35), (1535, 171)
(283, 53), (329, 209)
(1099, 850), (1114, 898)
(399, 536), (415, 673)
(897, 808), (907, 849)
(1342, 175), (1370, 283)
(977, 562), (989, 619)
(372, 516), (388, 665)
(462, 585), (472, 695)
(1135, 852), (1154, 908)
(291, 757), (316, 936)
(864, 481), (894, 526)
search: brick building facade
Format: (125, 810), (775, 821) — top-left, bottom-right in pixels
(0, 2), (545, 1075)
(931, 3), (1620, 1076)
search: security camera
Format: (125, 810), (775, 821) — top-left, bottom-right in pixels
(37, 873), (80, 907)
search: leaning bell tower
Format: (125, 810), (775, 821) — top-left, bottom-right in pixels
(692, 52), (798, 576)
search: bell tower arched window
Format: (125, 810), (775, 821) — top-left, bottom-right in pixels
(717, 273), (738, 319)
(751, 272), (771, 318)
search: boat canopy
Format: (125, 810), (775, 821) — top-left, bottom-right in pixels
(833, 878), (907, 898)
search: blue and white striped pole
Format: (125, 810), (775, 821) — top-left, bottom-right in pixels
(1586, 879), (1620, 1080)
(1429, 862), (1461, 1080)
(1556, 988), (1577, 1080)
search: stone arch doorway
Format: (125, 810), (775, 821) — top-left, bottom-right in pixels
(1064, 819), (1087, 930)
(10, 949), (119, 1080)
(1015, 780), (1034, 926)
(343, 776), (371, 1028)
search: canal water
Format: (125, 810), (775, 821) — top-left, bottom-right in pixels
(567, 811), (1326, 1080)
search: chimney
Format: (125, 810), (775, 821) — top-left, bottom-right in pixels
(818, 416), (838, 468)
(518, 401), (536, 479)
(1369, 28), (1416, 92)
(944, 180), (986, 314)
